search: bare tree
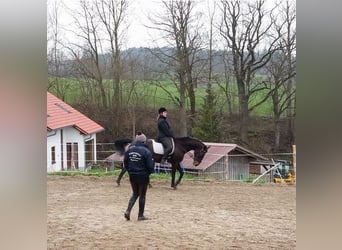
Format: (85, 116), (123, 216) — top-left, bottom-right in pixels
(205, 0), (216, 90)
(64, 0), (108, 108)
(283, 1), (296, 147)
(95, 0), (128, 108)
(191, 0), (222, 141)
(93, 0), (130, 136)
(217, 49), (236, 116)
(265, 0), (296, 151)
(47, 0), (70, 100)
(56, 0), (138, 139)
(218, 0), (281, 145)
(203, 0), (235, 117)
(147, 0), (204, 136)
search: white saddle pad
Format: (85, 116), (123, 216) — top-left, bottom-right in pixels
(151, 139), (175, 155)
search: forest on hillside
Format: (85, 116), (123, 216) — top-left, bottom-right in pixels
(47, 0), (296, 155)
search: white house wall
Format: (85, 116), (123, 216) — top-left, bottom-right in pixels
(47, 127), (98, 172)
(63, 127), (85, 170)
(88, 133), (97, 163)
(82, 133), (98, 167)
(47, 129), (62, 172)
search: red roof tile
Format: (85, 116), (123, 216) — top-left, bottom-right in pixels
(47, 92), (104, 135)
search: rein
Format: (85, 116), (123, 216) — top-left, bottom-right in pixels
(186, 151), (194, 159)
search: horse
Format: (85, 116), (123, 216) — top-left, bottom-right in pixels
(114, 137), (209, 189)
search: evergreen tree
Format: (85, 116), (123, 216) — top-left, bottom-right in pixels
(193, 86), (221, 142)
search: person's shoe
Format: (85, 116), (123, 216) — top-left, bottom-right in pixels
(137, 216), (149, 221)
(124, 211), (130, 221)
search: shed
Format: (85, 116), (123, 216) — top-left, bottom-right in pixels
(104, 141), (269, 181)
(181, 142), (269, 181)
(47, 92), (105, 172)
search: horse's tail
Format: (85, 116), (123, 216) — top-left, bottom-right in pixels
(114, 138), (132, 155)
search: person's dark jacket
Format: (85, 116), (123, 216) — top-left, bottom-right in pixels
(157, 116), (174, 139)
(123, 142), (154, 176)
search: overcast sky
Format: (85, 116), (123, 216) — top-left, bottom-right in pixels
(126, 0), (166, 48)
(49, 0), (215, 49)
(48, 0), (283, 50)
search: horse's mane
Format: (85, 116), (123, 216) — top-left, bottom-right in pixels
(115, 138), (132, 144)
(175, 136), (190, 140)
(175, 136), (202, 142)
(114, 138), (132, 155)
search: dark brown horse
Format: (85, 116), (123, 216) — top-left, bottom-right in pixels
(114, 137), (209, 189)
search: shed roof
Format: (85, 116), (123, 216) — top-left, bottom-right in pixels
(181, 142), (269, 171)
(47, 92), (104, 135)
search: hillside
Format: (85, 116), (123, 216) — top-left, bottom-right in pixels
(72, 103), (293, 159)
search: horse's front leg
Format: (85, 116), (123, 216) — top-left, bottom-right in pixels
(116, 167), (126, 186)
(170, 166), (176, 189)
(175, 164), (184, 187)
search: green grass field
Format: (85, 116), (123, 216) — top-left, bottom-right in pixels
(48, 77), (274, 116)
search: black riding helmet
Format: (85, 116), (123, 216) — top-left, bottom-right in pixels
(158, 107), (167, 114)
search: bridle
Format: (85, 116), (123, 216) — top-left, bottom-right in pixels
(193, 145), (208, 166)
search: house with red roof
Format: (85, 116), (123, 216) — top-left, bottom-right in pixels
(47, 92), (105, 172)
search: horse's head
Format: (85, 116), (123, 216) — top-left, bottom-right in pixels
(193, 144), (209, 166)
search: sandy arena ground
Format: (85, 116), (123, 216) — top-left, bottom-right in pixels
(47, 175), (296, 249)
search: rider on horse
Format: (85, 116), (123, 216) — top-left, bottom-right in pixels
(157, 107), (174, 164)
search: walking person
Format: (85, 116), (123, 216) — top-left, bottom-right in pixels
(124, 132), (154, 221)
(157, 107), (175, 164)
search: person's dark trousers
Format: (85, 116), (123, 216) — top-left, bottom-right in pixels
(125, 175), (149, 220)
(159, 137), (172, 161)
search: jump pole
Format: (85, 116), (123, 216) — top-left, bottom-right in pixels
(252, 159), (281, 184)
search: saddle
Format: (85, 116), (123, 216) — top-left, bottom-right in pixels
(151, 139), (175, 155)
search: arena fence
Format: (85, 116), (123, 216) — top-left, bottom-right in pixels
(48, 142), (295, 183)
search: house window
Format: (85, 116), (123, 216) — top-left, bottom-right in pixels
(51, 146), (56, 164)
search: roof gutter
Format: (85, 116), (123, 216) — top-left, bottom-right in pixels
(47, 129), (57, 137)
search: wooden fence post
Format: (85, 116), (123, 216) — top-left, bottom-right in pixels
(292, 144), (296, 176)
